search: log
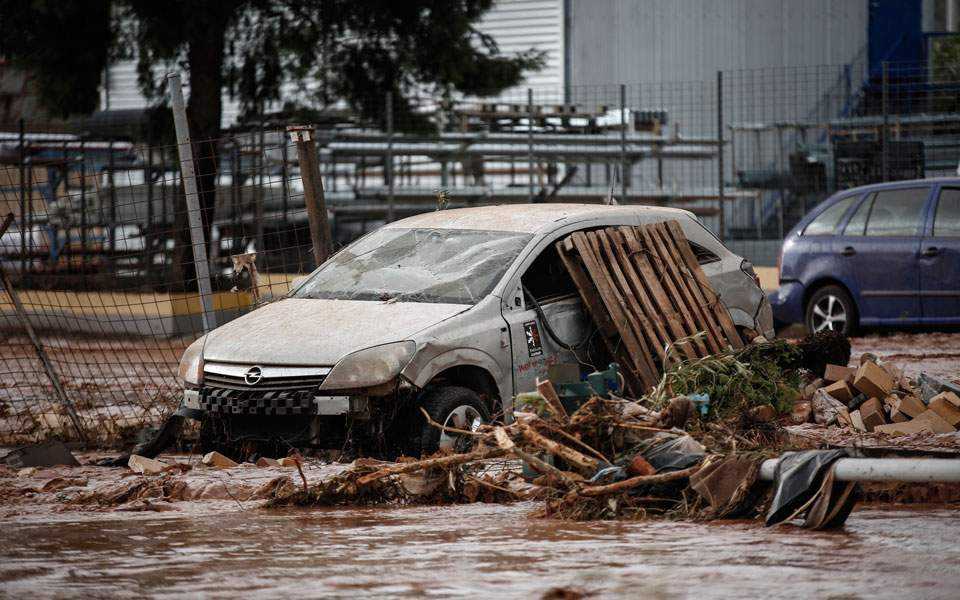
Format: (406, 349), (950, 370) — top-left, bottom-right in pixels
(356, 447), (506, 486)
(577, 464), (701, 497)
(518, 423), (600, 472)
(536, 378), (569, 419)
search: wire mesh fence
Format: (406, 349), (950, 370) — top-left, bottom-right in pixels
(1, 58), (959, 446)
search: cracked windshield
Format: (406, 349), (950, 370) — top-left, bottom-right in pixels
(293, 228), (532, 304)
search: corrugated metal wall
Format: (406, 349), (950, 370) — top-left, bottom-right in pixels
(568, 0), (869, 85)
(475, 0), (565, 96)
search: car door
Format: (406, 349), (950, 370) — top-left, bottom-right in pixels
(501, 237), (592, 396)
(919, 185), (960, 323)
(835, 185), (929, 324)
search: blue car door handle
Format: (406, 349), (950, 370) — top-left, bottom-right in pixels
(921, 246), (940, 257)
(840, 246), (856, 256)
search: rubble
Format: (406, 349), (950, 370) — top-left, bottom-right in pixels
(202, 451), (239, 469)
(128, 454), (167, 475)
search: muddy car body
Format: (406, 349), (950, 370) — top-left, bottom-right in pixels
(177, 204), (773, 455)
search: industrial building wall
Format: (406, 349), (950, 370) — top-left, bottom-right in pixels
(568, 0), (869, 86)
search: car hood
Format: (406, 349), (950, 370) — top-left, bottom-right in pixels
(201, 298), (469, 365)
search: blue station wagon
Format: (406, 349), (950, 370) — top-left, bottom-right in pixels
(772, 178), (960, 334)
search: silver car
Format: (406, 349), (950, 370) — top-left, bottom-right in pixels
(176, 204), (773, 456)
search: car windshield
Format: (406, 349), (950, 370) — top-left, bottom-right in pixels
(293, 227), (533, 304)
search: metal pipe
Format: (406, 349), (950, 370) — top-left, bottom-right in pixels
(759, 458), (960, 483)
(528, 88), (535, 202)
(620, 83), (627, 203)
(167, 72), (217, 332)
(386, 90), (395, 222)
(717, 70), (725, 241)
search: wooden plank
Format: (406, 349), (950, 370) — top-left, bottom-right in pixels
(617, 227), (699, 362)
(557, 239), (642, 394)
(598, 229), (672, 366)
(593, 229), (664, 375)
(664, 220), (744, 349)
(646, 223), (726, 354)
(635, 224), (718, 355)
(577, 231), (658, 391)
(570, 231), (656, 392)
(556, 238), (618, 339)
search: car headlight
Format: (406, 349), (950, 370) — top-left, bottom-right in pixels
(178, 337), (205, 386)
(320, 341), (416, 390)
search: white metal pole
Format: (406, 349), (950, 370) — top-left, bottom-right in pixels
(167, 73), (217, 332)
(759, 457), (960, 483)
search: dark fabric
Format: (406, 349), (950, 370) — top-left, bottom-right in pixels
(640, 433), (706, 473)
(0, 441), (79, 468)
(802, 467), (860, 530)
(765, 449), (848, 526)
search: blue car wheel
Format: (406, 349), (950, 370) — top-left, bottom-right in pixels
(805, 285), (857, 335)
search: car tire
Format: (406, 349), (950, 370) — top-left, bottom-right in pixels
(805, 285), (857, 336)
(416, 386), (490, 457)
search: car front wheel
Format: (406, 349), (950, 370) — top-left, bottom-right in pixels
(805, 285), (857, 335)
(417, 386), (489, 456)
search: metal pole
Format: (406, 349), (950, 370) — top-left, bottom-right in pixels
(528, 87), (535, 202)
(760, 458), (960, 483)
(108, 139), (115, 253)
(881, 61), (889, 182)
(717, 71), (726, 241)
(167, 73), (217, 332)
(386, 91), (395, 222)
(288, 125), (332, 266)
(777, 125), (785, 239)
(0, 213), (86, 441)
(80, 140), (87, 261)
(255, 119), (265, 257)
(18, 119), (26, 278)
(620, 83), (628, 203)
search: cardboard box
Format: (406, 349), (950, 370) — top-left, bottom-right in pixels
(931, 391), (960, 409)
(853, 362), (894, 399)
(914, 409), (956, 434)
(823, 364), (856, 383)
(822, 380), (854, 403)
(859, 397), (887, 432)
(929, 395), (960, 427)
(874, 420), (934, 436)
(896, 395), (927, 419)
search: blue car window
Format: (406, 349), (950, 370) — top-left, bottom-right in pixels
(803, 195), (856, 235)
(864, 187), (929, 237)
(933, 188), (960, 237)
(843, 193), (873, 236)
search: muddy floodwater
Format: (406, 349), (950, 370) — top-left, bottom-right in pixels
(1, 503), (958, 598)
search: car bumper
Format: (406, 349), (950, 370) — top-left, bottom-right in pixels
(770, 280), (805, 326)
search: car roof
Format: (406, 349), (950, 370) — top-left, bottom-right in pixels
(384, 203), (693, 234)
(834, 176), (960, 196)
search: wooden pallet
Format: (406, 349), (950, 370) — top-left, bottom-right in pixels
(556, 220), (743, 395)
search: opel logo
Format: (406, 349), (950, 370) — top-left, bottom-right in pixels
(244, 366), (263, 386)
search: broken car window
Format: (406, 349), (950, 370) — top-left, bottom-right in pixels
(293, 228), (533, 304)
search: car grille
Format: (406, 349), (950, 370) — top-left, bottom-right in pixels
(200, 363), (330, 415)
(202, 371), (326, 392)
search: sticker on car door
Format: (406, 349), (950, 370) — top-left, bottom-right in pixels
(523, 320), (543, 356)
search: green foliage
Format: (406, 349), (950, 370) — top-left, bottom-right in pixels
(0, 0), (113, 117)
(647, 337), (803, 420)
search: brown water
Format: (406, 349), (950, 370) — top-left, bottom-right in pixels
(1, 504), (958, 598)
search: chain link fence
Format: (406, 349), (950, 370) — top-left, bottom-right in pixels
(2, 58), (959, 446)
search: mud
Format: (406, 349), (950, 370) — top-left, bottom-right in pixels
(850, 331), (960, 380)
(0, 502), (957, 598)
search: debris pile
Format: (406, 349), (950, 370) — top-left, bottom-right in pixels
(798, 355), (960, 438)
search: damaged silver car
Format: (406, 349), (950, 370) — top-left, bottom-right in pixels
(176, 204), (773, 456)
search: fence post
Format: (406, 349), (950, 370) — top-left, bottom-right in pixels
(881, 61), (889, 182)
(716, 71), (726, 241)
(288, 125), (332, 266)
(528, 87), (535, 202)
(18, 118), (26, 278)
(0, 213), (86, 442)
(386, 91), (395, 222)
(620, 83), (628, 203)
(167, 73), (217, 332)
